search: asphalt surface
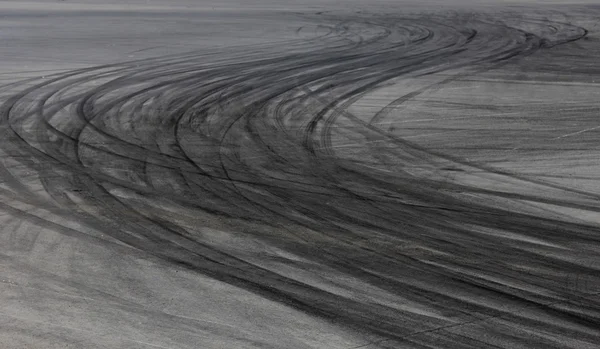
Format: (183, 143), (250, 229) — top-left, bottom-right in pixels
(1, 1), (600, 348)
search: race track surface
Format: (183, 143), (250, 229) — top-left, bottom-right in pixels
(1, 1), (600, 348)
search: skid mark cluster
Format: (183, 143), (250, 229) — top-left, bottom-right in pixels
(0, 10), (598, 348)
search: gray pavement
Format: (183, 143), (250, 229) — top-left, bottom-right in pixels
(1, 1), (599, 348)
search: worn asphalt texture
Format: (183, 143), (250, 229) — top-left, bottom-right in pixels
(1, 1), (600, 348)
